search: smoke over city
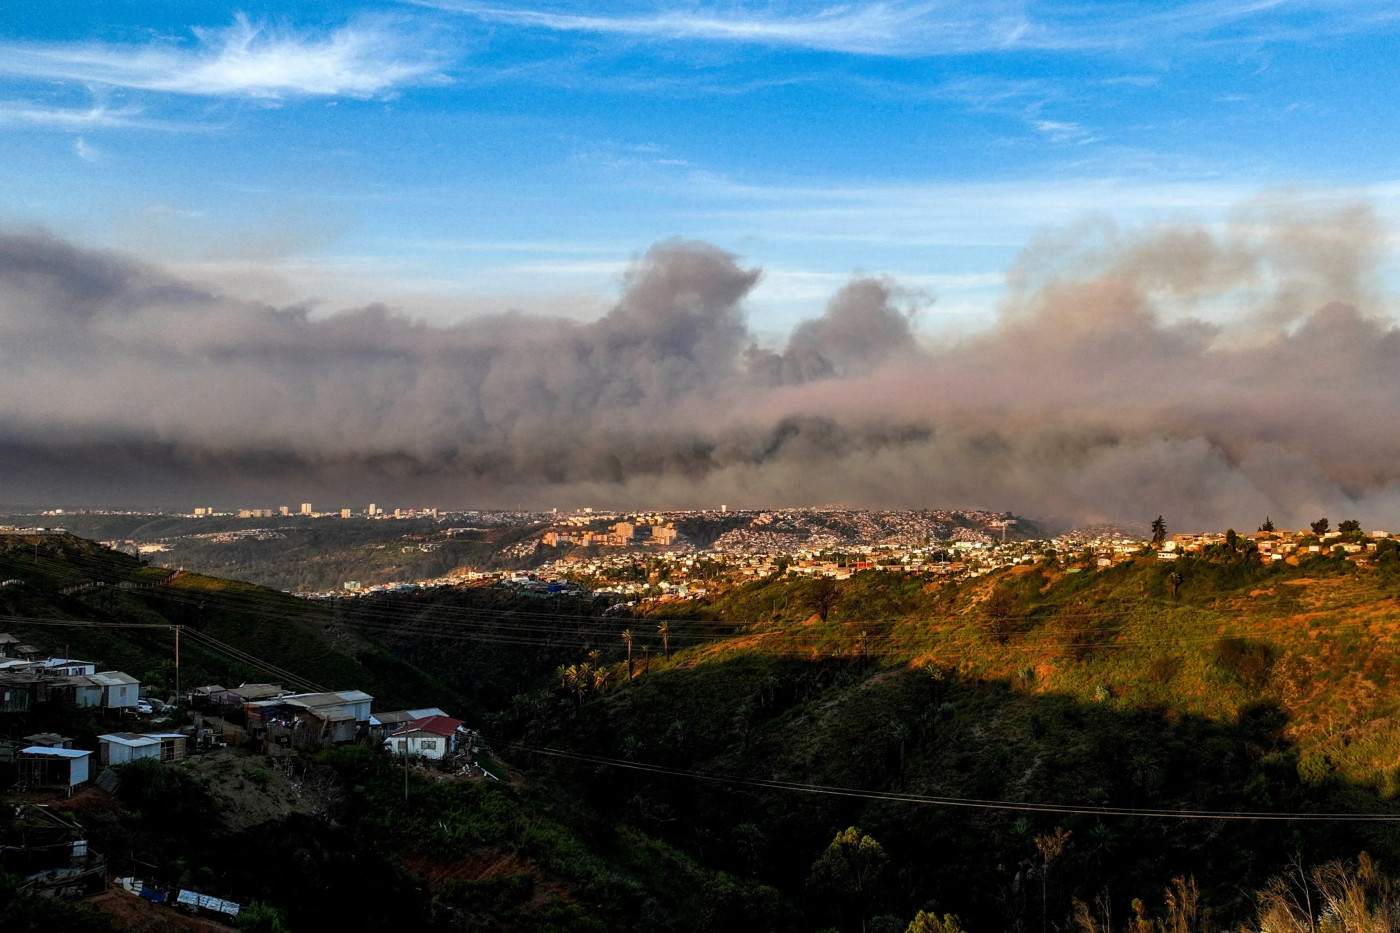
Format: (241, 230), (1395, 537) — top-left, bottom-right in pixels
(2, 199), (1398, 531)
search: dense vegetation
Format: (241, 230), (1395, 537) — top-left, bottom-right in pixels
(4, 512), (550, 592)
(7, 532), (1400, 931)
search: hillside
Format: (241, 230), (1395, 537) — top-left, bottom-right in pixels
(0, 532), (462, 711)
(8, 533), (1400, 931)
(0, 532), (739, 933)
(451, 544), (1400, 931)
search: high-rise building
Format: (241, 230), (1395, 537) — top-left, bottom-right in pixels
(368, 503), (377, 517)
(341, 508), (352, 519)
(279, 506), (290, 516)
(300, 503), (312, 515)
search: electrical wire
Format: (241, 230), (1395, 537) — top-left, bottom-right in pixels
(506, 743), (1400, 823)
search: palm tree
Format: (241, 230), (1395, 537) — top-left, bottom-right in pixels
(621, 629), (634, 679)
(657, 622), (670, 658)
(573, 663), (593, 709)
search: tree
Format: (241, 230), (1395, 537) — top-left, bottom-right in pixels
(808, 577), (840, 623)
(1311, 517), (1330, 536)
(1166, 571), (1184, 599)
(621, 629), (634, 679)
(658, 622), (671, 658)
(1034, 827), (1072, 933)
(1259, 516), (1276, 533)
(1339, 519), (1362, 534)
(889, 719), (911, 774)
(905, 912), (966, 933)
(807, 826), (889, 933)
(1151, 516), (1167, 547)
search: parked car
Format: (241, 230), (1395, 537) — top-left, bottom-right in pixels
(136, 699), (154, 715)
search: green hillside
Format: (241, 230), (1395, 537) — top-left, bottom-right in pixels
(461, 545), (1400, 931)
(0, 532), (461, 713)
(9, 532), (1400, 932)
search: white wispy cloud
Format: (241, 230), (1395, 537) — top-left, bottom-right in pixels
(0, 100), (180, 130)
(0, 14), (443, 99)
(72, 137), (101, 162)
(412, 0), (1400, 57)
(414, 1), (1041, 56)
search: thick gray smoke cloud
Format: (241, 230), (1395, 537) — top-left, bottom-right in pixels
(1, 201), (1398, 531)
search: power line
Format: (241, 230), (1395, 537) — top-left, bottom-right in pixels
(507, 743), (1400, 823)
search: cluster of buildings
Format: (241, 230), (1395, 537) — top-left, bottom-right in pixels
(1157, 528), (1392, 561)
(188, 503), (444, 520)
(186, 682), (477, 764)
(0, 633), (191, 794)
(0, 632), (482, 797)
(541, 520), (679, 549)
(0, 635), (141, 717)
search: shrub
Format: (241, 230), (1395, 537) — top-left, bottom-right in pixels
(1212, 637), (1275, 690)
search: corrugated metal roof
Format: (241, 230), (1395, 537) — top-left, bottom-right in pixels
(98, 733), (159, 746)
(391, 715), (463, 738)
(229, 683), (284, 700)
(20, 746), (90, 758)
(91, 671), (139, 686)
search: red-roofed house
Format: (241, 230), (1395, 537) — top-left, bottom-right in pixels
(384, 715), (467, 761)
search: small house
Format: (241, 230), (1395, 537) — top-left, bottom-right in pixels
(90, 671), (140, 711)
(385, 715), (468, 761)
(369, 707), (448, 738)
(0, 674), (37, 713)
(34, 658), (96, 677)
(212, 683), (286, 708)
(22, 733), (73, 749)
(17, 747), (91, 792)
(97, 732), (187, 767)
(38, 674), (103, 709)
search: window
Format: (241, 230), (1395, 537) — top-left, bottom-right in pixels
(420, 739), (437, 751)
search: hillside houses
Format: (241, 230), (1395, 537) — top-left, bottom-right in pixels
(0, 635), (143, 716)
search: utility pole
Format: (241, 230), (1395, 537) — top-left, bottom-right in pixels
(404, 738), (410, 801)
(173, 626), (180, 702)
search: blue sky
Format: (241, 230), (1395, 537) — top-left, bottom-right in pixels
(3, 1), (1400, 339)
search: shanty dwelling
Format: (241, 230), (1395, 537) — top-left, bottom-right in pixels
(385, 715), (468, 761)
(16, 747), (92, 793)
(90, 671), (140, 711)
(0, 804), (106, 898)
(211, 683), (286, 708)
(0, 632), (19, 657)
(39, 674), (104, 709)
(0, 676), (35, 713)
(97, 732), (187, 767)
(22, 732), (73, 749)
(283, 690), (373, 725)
(187, 684), (225, 709)
(248, 690), (371, 751)
(32, 658), (97, 677)
(369, 707), (449, 738)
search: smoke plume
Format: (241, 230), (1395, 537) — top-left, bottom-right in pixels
(1, 200), (1398, 531)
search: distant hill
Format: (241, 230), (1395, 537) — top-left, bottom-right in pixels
(0, 532), (463, 712)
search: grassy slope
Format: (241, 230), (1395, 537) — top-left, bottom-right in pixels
(504, 551), (1400, 930)
(0, 533), (462, 711)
